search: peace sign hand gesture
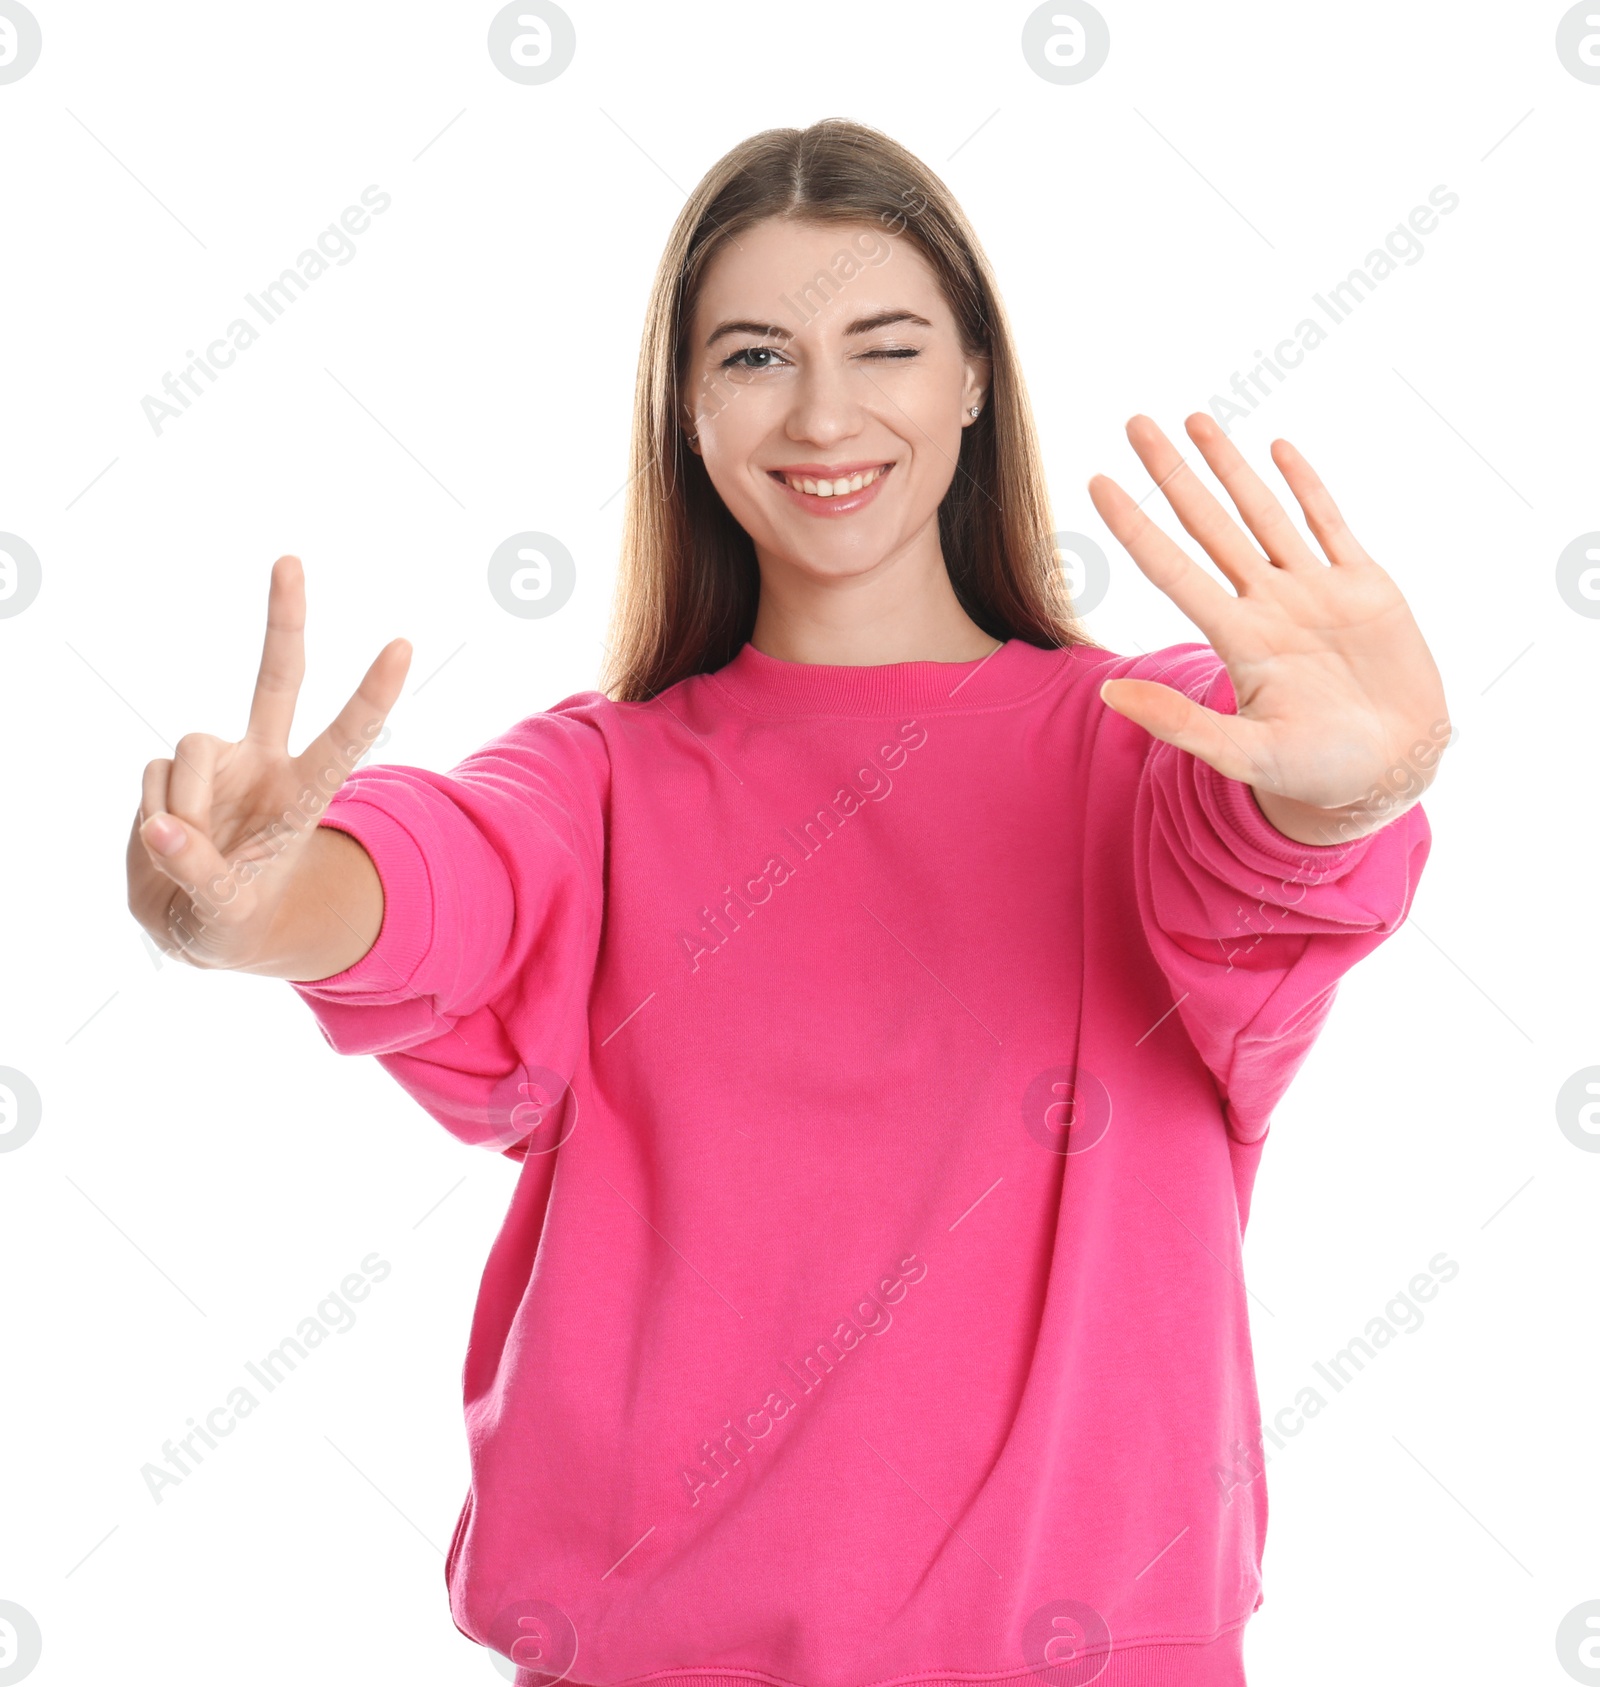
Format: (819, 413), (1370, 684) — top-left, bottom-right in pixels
(125, 554), (411, 974)
(1089, 414), (1451, 847)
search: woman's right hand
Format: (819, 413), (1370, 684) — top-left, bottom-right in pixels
(126, 554), (411, 975)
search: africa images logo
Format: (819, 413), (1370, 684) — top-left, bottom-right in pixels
(679, 721), (929, 970)
(679, 1252), (928, 1506)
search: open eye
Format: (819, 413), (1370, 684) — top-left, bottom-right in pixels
(720, 345), (787, 371)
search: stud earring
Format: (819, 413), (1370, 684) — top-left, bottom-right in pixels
(969, 406), (981, 418)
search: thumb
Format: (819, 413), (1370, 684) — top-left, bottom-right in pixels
(138, 812), (237, 915)
(1098, 677), (1263, 785)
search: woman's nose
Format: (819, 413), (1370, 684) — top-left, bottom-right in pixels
(784, 359), (864, 446)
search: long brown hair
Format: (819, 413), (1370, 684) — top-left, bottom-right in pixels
(600, 117), (1096, 703)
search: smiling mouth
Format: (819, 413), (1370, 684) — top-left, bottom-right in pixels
(767, 463), (893, 498)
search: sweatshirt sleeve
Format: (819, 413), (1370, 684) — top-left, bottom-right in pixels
(1113, 643), (1432, 1145)
(286, 697), (610, 1157)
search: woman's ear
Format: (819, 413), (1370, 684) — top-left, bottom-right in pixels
(682, 414), (702, 456)
(961, 352), (993, 426)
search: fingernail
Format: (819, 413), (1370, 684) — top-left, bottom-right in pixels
(144, 815), (184, 855)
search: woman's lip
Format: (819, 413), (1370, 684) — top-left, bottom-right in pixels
(770, 461), (895, 517)
(767, 460), (894, 478)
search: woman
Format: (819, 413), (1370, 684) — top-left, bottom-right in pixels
(126, 119), (1447, 1687)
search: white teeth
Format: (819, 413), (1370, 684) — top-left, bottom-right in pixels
(785, 465), (885, 497)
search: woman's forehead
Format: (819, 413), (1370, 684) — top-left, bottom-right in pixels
(690, 218), (947, 337)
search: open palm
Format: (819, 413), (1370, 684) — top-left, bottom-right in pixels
(1089, 413), (1450, 844)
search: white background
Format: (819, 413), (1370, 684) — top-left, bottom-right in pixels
(1, 2), (1596, 1683)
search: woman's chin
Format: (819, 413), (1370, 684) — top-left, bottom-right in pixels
(770, 530), (908, 583)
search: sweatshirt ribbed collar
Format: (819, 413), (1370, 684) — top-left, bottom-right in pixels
(703, 635), (1072, 718)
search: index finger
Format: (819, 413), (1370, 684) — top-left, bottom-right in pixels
(244, 554), (308, 747)
(1087, 470), (1238, 641)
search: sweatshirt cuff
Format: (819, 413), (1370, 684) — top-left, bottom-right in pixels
(1194, 755), (1376, 883)
(289, 796), (436, 998)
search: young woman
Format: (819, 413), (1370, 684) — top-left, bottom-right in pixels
(127, 120), (1447, 1687)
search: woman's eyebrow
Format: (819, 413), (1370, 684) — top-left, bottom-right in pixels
(704, 309), (934, 347)
(705, 319), (791, 347)
(845, 309), (932, 335)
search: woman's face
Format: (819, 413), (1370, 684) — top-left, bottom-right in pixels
(682, 215), (989, 583)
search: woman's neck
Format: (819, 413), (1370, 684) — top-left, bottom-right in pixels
(748, 543), (1002, 667)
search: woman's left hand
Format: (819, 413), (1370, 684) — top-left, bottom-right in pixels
(1089, 412), (1451, 847)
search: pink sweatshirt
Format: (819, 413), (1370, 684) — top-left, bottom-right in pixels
(290, 637), (1429, 1687)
